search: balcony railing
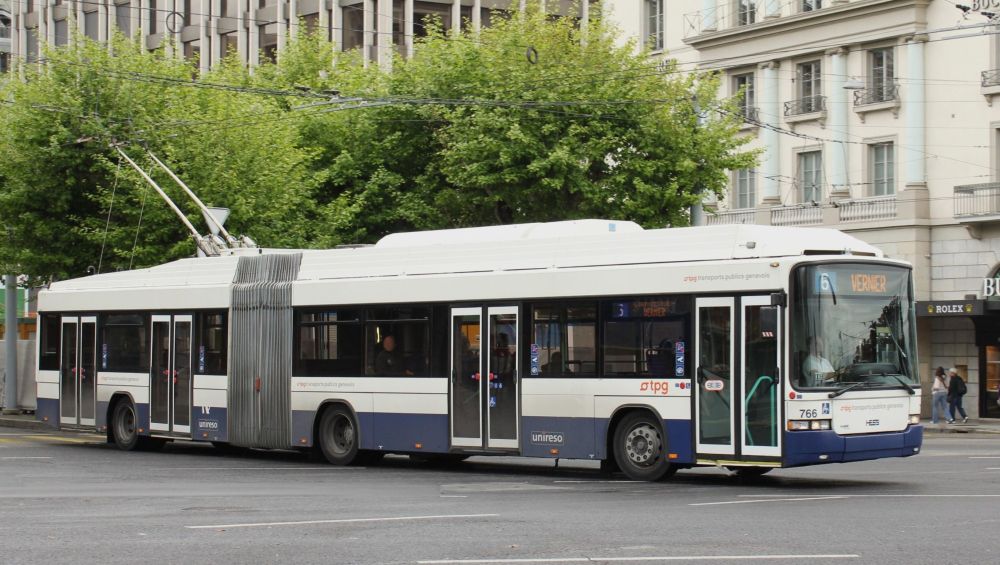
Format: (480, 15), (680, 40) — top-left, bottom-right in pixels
(983, 69), (1000, 88)
(706, 209), (756, 225)
(739, 105), (760, 124)
(955, 183), (1000, 218)
(682, 2), (775, 39)
(770, 205), (822, 226)
(784, 95), (826, 116)
(839, 195), (896, 223)
(853, 83), (899, 106)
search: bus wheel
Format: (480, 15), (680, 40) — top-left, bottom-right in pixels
(613, 412), (674, 482)
(111, 399), (140, 451)
(318, 406), (360, 466)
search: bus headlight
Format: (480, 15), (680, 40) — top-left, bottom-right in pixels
(909, 414), (921, 425)
(787, 420), (831, 431)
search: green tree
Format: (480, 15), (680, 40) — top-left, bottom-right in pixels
(0, 33), (318, 281)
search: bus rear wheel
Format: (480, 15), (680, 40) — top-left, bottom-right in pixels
(613, 412), (675, 482)
(318, 406), (360, 466)
(111, 399), (140, 451)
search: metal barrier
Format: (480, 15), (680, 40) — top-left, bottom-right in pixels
(954, 183), (1000, 217)
(839, 195), (897, 223)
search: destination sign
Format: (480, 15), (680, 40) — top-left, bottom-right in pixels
(611, 300), (677, 318)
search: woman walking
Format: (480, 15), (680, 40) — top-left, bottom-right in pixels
(947, 367), (969, 424)
(931, 367), (950, 424)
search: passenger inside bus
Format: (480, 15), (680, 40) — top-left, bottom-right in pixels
(375, 335), (413, 376)
(803, 336), (835, 385)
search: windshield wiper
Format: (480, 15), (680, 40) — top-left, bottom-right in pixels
(888, 374), (916, 395)
(828, 381), (872, 399)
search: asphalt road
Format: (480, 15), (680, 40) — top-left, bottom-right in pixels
(0, 426), (998, 565)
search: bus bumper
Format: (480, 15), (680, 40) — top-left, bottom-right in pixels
(783, 425), (923, 468)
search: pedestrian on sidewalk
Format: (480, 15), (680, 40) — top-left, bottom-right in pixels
(947, 367), (969, 424)
(931, 366), (950, 424)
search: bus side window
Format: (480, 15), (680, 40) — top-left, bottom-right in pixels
(38, 314), (61, 371)
(196, 311), (227, 375)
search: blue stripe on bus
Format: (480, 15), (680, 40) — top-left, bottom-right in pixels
(522, 416), (694, 463)
(136, 403), (150, 436)
(291, 410), (450, 452)
(783, 425), (923, 467)
(35, 398), (60, 428)
(192, 407), (228, 443)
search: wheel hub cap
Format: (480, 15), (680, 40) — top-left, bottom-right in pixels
(625, 424), (661, 467)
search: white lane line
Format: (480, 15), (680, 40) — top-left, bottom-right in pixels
(968, 456), (1000, 459)
(162, 466), (358, 471)
(1, 456), (53, 460)
(690, 496), (846, 507)
(417, 554), (860, 563)
(440, 495), (468, 498)
(187, 513), (498, 530)
(986, 468), (1000, 470)
(552, 480), (636, 484)
(737, 494), (1000, 498)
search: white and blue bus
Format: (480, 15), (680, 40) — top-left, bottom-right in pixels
(33, 220), (923, 481)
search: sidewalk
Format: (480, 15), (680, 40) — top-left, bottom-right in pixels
(0, 411), (55, 431)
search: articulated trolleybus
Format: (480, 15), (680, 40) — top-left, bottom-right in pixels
(35, 220), (923, 480)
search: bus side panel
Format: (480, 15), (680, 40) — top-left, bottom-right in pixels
(192, 384), (228, 443)
(372, 393), (449, 453)
(521, 416), (597, 459)
(594, 395), (694, 464)
(290, 390), (375, 448)
(96, 374), (150, 433)
(35, 370), (60, 428)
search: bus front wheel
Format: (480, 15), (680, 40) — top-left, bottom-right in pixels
(612, 412), (676, 482)
(318, 406), (360, 466)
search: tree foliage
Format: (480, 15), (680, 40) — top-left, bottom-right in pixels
(0, 6), (755, 281)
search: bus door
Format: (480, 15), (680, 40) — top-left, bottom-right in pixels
(695, 297), (782, 459)
(150, 315), (193, 434)
(59, 316), (97, 426)
(449, 306), (519, 450)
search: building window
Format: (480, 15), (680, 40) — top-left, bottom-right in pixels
(645, 0), (663, 51)
(795, 60), (822, 113)
(734, 169), (756, 209)
(869, 48), (895, 102)
(115, 3), (131, 36)
(732, 72), (756, 121)
(149, 0), (158, 35)
(54, 19), (69, 46)
(531, 303), (597, 377)
(798, 151), (823, 203)
(737, 0), (756, 26)
(26, 28), (39, 62)
(801, 0), (822, 11)
(100, 314), (149, 372)
(85, 10), (99, 40)
(870, 142), (894, 196)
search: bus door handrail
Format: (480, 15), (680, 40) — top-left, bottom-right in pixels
(744, 375), (775, 447)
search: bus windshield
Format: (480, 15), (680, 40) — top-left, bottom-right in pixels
(791, 263), (918, 390)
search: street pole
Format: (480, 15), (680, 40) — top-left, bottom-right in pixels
(3, 273), (17, 411)
(690, 94), (707, 227)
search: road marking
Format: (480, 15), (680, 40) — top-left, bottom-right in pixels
(162, 466), (359, 471)
(0, 456), (53, 460)
(440, 495), (468, 498)
(187, 513), (499, 530)
(552, 480), (636, 484)
(689, 496), (846, 507)
(968, 456), (1000, 459)
(416, 554), (860, 563)
(737, 494), (1000, 498)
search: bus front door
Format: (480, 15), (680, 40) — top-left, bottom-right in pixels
(59, 316), (97, 427)
(449, 306), (520, 450)
(150, 315), (193, 435)
(695, 296), (782, 461)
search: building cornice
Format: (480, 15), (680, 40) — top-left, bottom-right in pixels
(684, 0), (931, 58)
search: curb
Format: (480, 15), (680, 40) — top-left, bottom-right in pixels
(0, 416), (55, 431)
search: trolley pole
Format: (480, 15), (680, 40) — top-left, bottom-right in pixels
(3, 273), (16, 412)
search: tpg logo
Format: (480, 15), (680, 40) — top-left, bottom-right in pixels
(639, 380), (671, 396)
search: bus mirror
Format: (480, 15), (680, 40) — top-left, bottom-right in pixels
(760, 306), (778, 338)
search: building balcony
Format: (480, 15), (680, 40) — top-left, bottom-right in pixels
(955, 183), (1000, 220)
(982, 69), (1000, 88)
(682, 2), (773, 40)
(854, 83), (898, 106)
(784, 95), (826, 123)
(708, 194), (901, 228)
